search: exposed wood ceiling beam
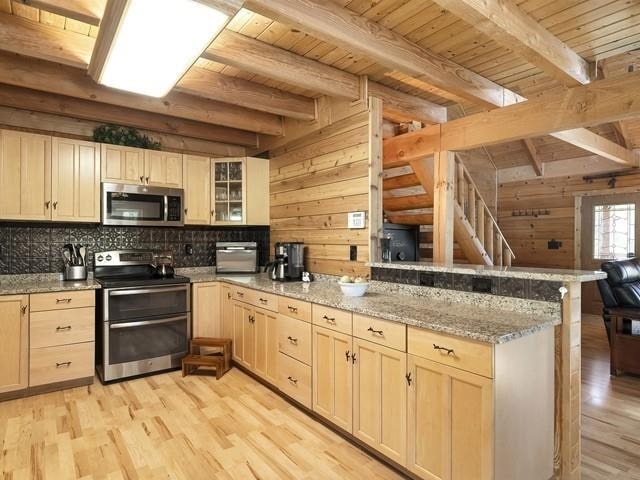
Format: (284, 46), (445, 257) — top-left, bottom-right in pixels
(204, 30), (446, 124)
(384, 70), (640, 163)
(24, 0), (105, 26)
(601, 59), (635, 149)
(176, 66), (315, 120)
(0, 84), (258, 147)
(244, 0), (524, 108)
(522, 139), (543, 176)
(0, 11), (93, 68)
(550, 129), (637, 166)
(0, 52), (283, 135)
(429, 0), (590, 87)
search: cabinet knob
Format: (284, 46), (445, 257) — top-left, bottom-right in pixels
(211, 210), (215, 217)
(145, 176), (149, 184)
(184, 208), (188, 215)
(53, 201), (58, 210)
(139, 176), (144, 183)
(21, 305), (27, 315)
(45, 201), (50, 209)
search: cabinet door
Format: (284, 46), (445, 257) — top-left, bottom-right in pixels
(146, 151), (183, 188)
(212, 158), (246, 225)
(313, 325), (353, 432)
(183, 154), (212, 225)
(243, 308), (256, 369)
(101, 144), (145, 185)
(407, 355), (451, 480)
(254, 307), (278, 384)
(353, 338), (407, 466)
(51, 138), (100, 222)
(192, 282), (221, 338)
(221, 284), (233, 339)
(0, 295), (29, 394)
(0, 130), (51, 220)
(232, 302), (249, 364)
(245, 157), (269, 225)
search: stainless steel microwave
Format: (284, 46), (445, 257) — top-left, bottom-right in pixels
(102, 183), (184, 227)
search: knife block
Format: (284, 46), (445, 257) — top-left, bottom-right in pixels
(64, 265), (87, 281)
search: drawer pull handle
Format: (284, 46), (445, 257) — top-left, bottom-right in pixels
(56, 298), (72, 303)
(351, 352), (357, 364)
(237, 292), (244, 297)
(406, 372), (412, 386)
(287, 305), (298, 313)
(287, 336), (298, 345)
(227, 292), (232, 299)
(56, 361), (72, 368)
(56, 325), (72, 331)
(140, 176), (144, 183)
(323, 315), (336, 324)
(367, 326), (384, 336)
(287, 376), (298, 385)
(433, 344), (455, 356)
(259, 298), (268, 304)
(345, 350), (351, 362)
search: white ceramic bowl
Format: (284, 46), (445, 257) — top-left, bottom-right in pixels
(338, 281), (369, 297)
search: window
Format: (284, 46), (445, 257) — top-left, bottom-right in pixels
(593, 203), (635, 260)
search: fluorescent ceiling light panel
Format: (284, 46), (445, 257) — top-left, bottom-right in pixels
(97, 0), (229, 97)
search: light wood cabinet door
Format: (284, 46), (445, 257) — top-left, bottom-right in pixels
(221, 284), (233, 339)
(353, 338), (407, 466)
(145, 150), (183, 188)
(0, 130), (51, 220)
(407, 355), (494, 480)
(232, 302), (249, 364)
(243, 308), (256, 370)
(183, 154), (212, 225)
(254, 307), (278, 384)
(0, 295), (29, 394)
(101, 144), (145, 185)
(212, 158), (246, 225)
(312, 325), (353, 432)
(192, 282), (221, 338)
(51, 138), (100, 222)
(246, 157), (269, 225)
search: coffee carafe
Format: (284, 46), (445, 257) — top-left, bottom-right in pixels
(268, 242), (304, 281)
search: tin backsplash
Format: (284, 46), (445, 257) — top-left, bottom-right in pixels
(0, 222), (269, 274)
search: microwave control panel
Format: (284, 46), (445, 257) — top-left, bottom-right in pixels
(167, 196), (182, 221)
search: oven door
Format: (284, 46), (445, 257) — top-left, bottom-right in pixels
(107, 314), (189, 365)
(104, 284), (190, 321)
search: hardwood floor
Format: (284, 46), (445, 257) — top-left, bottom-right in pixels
(1, 317), (639, 479)
(0, 367), (403, 479)
(582, 314), (640, 479)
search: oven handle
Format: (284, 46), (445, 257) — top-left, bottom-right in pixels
(109, 315), (188, 329)
(109, 286), (188, 296)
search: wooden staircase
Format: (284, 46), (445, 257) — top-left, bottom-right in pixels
(383, 154), (514, 266)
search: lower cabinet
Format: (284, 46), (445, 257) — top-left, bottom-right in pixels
(192, 282), (221, 338)
(277, 352), (312, 408)
(254, 307), (278, 384)
(232, 301), (252, 368)
(353, 338), (407, 467)
(221, 284), (233, 339)
(407, 354), (493, 480)
(0, 295), (29, 394)
(312, 325), (353, 432)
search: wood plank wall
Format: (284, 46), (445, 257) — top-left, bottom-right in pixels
(268, 109), (371, 276)
(498, 173), (640, 268)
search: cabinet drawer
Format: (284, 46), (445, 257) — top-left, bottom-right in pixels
(231, 286), (252, 303)
(277, 352), (311, 408)
(30, 290), (95, 312)
(30, 307), (95, 348)
(353, 314), (406, 351)
(252, 291), (278, 312)
(30, 342), (94, 387)
(278, 297), (311, 323)
(312, 304), (352, 335)
(408, 326), (493, 378)
(278, 314), (312, 365)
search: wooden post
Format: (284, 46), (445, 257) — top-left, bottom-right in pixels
(485, 215), (494, 262)
(555, 281), (582, 480)
(468, 186), (476, 230)
(477, 202), (485, 246)
(495, 233), (503, 266)
(433, 150), (455, 264)
(368, 96), (383, 263)
(457, 161), (466, 213)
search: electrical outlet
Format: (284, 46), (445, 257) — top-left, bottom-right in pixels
(548, 239), (562, 250)
(350, 245), (357, 261)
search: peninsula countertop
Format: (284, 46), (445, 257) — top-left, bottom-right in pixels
(183, 270), (561, 344)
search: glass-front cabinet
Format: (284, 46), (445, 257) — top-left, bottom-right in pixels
(213, 158), (246, 225)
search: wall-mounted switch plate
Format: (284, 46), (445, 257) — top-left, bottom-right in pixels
(348, 211), (366, 229)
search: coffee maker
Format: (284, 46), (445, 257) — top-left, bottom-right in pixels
(268, 242), (304, 281)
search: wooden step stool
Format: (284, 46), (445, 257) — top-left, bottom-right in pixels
(182, 337), (232, 379)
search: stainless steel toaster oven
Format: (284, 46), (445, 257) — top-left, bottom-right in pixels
(215, 242), (258, 273)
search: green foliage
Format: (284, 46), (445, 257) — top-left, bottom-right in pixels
(92, 125), (161, 150)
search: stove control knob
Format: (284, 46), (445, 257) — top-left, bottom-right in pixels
(97, 255), (104, 262)
(106, 255), (112, 261)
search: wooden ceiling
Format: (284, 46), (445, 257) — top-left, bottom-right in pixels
(0, 0), (638, 172)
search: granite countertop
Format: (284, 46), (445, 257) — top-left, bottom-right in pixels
(180, 269), (560, 344)
(0, 273), (101, 295)
(369, 261), (607, 282)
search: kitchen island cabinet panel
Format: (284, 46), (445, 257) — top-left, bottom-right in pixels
(192, 282), (221, 338)
(0, 295), (29, 395)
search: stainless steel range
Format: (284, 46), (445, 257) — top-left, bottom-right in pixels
(94, 250), (190, 383)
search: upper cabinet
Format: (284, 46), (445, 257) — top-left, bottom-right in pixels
(212, 157), (269, 226)
(183, 154), (212, 225)
(51, 138), (101, 223)
(145, 150), (183, 188)
(0, 130), (52, 221)
(101, 144), (145, 185)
